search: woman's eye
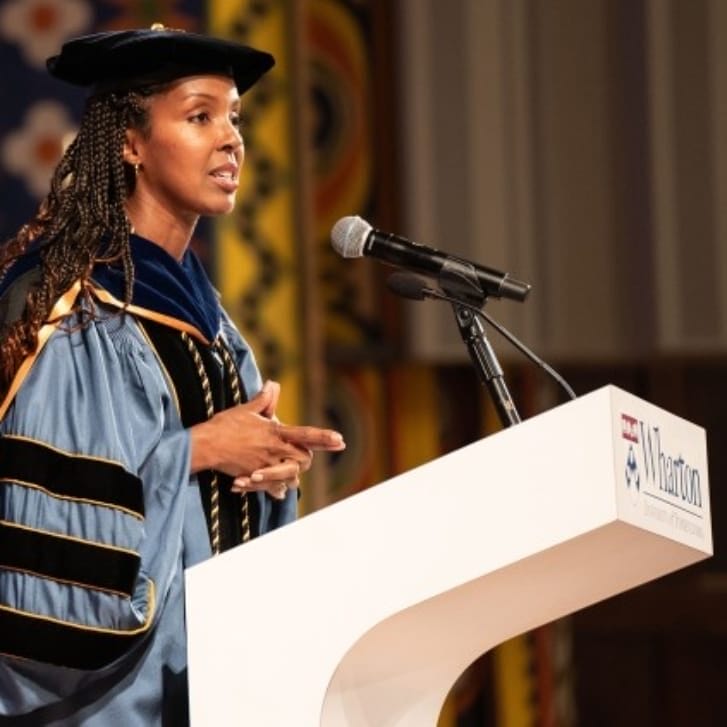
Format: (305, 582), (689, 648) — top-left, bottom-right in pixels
(189, 112), (210, 123)
(231, 113), (244, 130)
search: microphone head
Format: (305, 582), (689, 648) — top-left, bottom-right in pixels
(331, 215), (372, 258)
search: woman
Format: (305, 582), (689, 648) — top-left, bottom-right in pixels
(0, 27), (345, 725)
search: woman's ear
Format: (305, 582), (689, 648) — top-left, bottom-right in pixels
(122, 129), (142, 168)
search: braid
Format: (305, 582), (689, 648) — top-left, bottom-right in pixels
(0, 89), (153, 396)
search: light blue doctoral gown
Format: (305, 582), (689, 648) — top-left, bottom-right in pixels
(0, 299), (296, 725)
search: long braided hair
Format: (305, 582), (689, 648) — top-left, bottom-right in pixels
(0, 87), (159, 396)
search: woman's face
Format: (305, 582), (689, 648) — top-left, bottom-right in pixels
(124, 74), (244, 223)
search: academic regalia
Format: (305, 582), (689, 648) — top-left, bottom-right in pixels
(0, 235), (295, 724)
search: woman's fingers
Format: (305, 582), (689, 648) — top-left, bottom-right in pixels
(277, 423), (345, 451)
(231, 479), (292, 500)
(231, 459), (301, 498)
(251, 460), (301, 486)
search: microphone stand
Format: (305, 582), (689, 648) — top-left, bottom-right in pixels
(438, 258), (522, 428)
(451, 302), (522, 428)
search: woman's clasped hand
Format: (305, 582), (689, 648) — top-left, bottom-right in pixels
(190, 379), (345, 499)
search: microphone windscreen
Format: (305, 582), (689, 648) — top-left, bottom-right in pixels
(330, 215), (372, 258)
(386, 272), (430, 301)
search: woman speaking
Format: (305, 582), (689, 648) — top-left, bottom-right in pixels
(0, 25), (344, 725)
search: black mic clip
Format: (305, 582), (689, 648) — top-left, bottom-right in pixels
(438, 257), (488, 307)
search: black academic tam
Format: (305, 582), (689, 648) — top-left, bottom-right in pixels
(46, 26), (275, 94)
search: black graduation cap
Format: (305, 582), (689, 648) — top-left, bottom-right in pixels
(46, 25), (275, 94)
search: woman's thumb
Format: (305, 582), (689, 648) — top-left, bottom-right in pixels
(249, 380), (279, 415)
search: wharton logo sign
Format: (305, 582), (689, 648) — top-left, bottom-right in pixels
(620, 413), (703, 514)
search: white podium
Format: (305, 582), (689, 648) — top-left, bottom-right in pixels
(185, 385), (712, 726)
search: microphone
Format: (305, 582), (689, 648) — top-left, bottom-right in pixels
(331, 216), (531, 302)
(387, 272), (576, 401)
